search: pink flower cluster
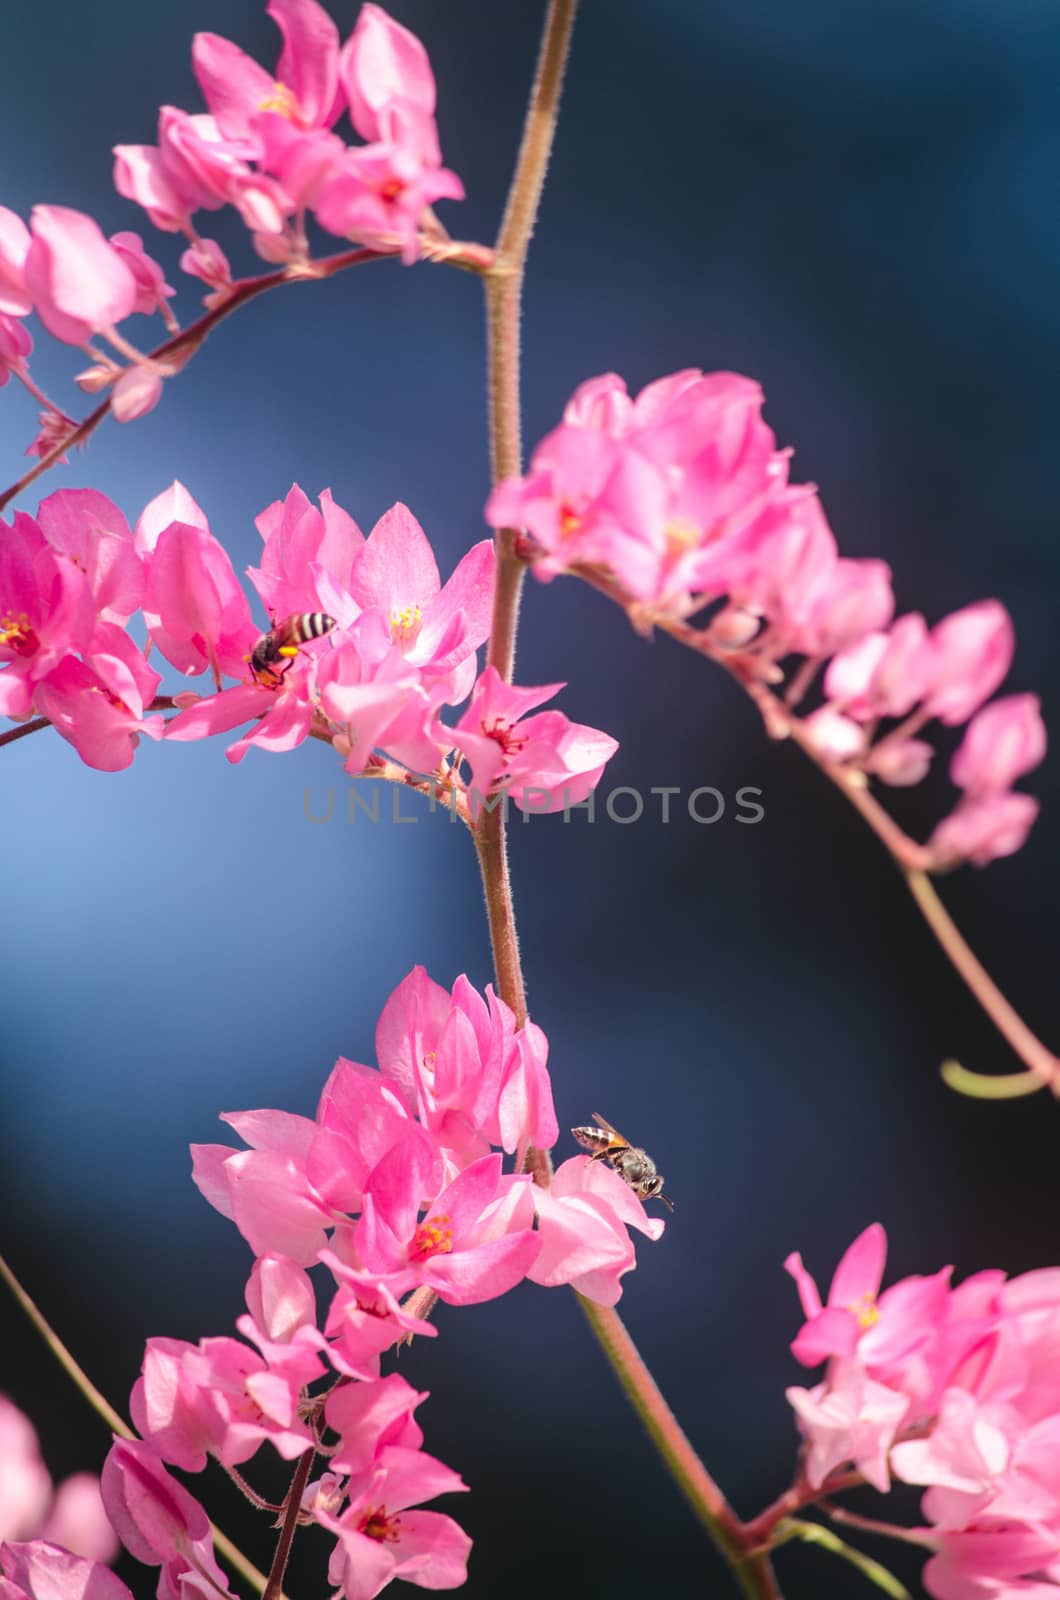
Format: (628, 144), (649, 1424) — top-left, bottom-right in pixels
(0, 1396), (116, 1565)
(488, 370), (1047, 867)
(0, 493), (165, 770)
(1, 481), (618, 802)
(115, 1), (461, 267)
(98, 969), (662, 1598)
(786, 1225), (1060, 1598)
(0, 4), (459, 442)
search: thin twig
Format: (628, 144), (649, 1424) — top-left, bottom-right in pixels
(0, 1251), (271, 1596)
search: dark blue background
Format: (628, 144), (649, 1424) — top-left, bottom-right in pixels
(2, 3), (1058, 1596)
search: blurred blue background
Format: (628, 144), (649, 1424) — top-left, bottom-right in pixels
(2, 2), (1059, 1596)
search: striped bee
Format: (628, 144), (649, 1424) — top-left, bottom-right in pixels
(249, 612), (336, 686)
(571, 1113), (673, 1211)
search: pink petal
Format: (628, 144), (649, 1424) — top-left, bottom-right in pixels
(829, 1222), (887, 1308)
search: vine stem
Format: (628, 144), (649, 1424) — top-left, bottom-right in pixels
(0, 1251), (271, 1596)
(0, 236), (493, 516)
(261, 1447), (316, 1600)
(474, 3), (780, 1594)
(577, 1298), (782, 1599)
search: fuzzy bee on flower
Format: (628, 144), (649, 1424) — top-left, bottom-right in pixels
(571, 1113), (673, 1211)
(248, 612), (336, 687)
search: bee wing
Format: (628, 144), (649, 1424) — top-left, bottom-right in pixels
(591, 1112), (629, 1147)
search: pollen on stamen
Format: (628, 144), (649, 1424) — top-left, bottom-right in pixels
(257, 81), (299, 120)
(0, 612), (39, 657)
(664, 517), (701, 554)
(411, 1213), (454, 1260)
(559, 506), (582, 538)
(850, 1291), (880, 1330)
(390, 603), (423, 645)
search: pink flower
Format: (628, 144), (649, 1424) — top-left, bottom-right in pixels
(825, 614), (937, 720)
(864, 737), (935, 787)
(785, 1224), (952, 1390)
(191, 1107), (334, 1264)
(341, 5), (438, 151)
(101, 1437), (235, 1600)
(23, 208), (138, 346)
(0, 1543), (132, 1600)
(355, 1149), (540, 1307)
(107, 233), (174, 319)
(36, 490), (144, 623)
(528, 1155), (666, 1306)
(34, 637), (164, 772)
(800, 704), (868, 763)
(0, 512), (96, 720)
(787, 1364), (911, 1492)
(143, 516), (257, 679)
(249, 483), (365, 622)
(0, 208), (32, 317)
(796, 556), (895, 657)
(324, 1373), (426, 1477)
(319, 1447), (471, 1600)
(178, 238), (232, 302)
(451, 666), (619, 816)
(0, 313), (33, 386)
(316, 1382), (470, 1600)
(315, 618), (433, 773)
(924, 601), (1015, 726)
(112, 145), (196, 236)
(0, 1398), (116, 1567)
(111, 366), (164, 424)
(929, 793), (1041, 869)
(344, 504), (494, 684)
(131, 1331), (316, 1472)
(192, 0), (343, 146)
(322, 1253), (439, 1380)
(950, 695), (1046, 796)
(0, 1399), (52, 1542)
(315, 144), (464, 262)
(373, 966), (558, 1163)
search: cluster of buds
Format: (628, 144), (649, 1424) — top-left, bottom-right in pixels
(488, 370), (1047, 867)
(786, 1226), (1060, 1598)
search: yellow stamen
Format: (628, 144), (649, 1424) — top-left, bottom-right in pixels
(411, 1212), (453, 1260)
(257, 81), (299, 120)
(849, 1292), (880, 1329)
(390, 604), (423, 645)
(664, 517), (700, 553)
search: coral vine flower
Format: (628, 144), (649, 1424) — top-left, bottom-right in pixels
(452, 666), (619, 816)
(23, 207), (138, 346)
(319, 1448), (471, 1600)
(131, 1332), (317, 1472)
(192, 0), (344, 146)
(0, 512), (95, 719)
(0, 1398), (117, 1564)
(354, 1150), (540, 1306)
(0, 1544), (133, 1600)
(101, 1438), (236, 1600)
(528, 1156), (666, 1306)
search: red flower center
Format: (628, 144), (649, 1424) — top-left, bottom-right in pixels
(0, 611), (39, 658)
(483, 717), (526, 757)
(360, 1505), (402, 1544)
